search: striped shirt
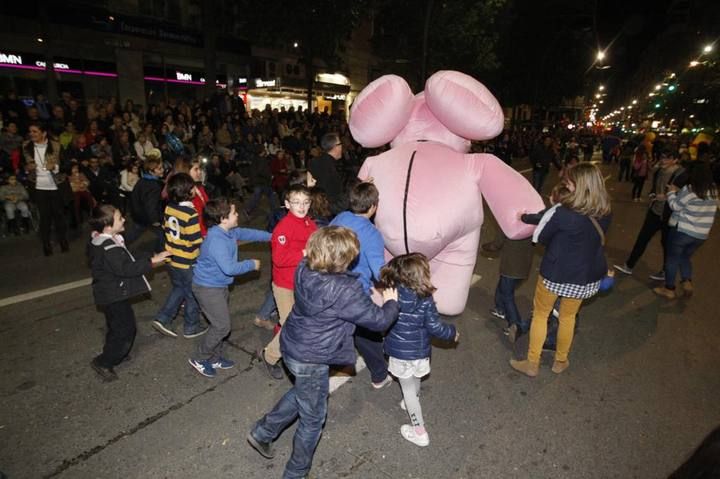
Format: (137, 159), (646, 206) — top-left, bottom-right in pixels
(667, 186), (718, 240)
(164, 201), (203, 269)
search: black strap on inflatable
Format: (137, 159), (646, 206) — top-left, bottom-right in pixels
(402, 151), (417, 254)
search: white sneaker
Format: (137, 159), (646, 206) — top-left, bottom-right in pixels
(613, 263), (632, 275)
(400, 424), (429, 447)
(371, 375), (392, 390)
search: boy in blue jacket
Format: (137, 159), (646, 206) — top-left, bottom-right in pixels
(247, 226), (399, 479)
(189, 198), (271, 378)
(330, 182), (390, 388)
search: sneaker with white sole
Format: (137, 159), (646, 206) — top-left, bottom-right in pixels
(188, 358), (217, 378)
(400, 399), (406, 411)
(212, 357), (235, 369)
(489, 308), (506, 320)
(400, 424), (429, 447)
(613, 264), (632, 275)
(183, 327), (209, 339)
(649, 271), (666, 281)
(152, 320), (178, 338)
(371, 375), (392, 390)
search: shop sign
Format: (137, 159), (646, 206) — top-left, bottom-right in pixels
(255, 78), (277, 88)
(323, 94), (347, 101)
(0, 53), (23, 65)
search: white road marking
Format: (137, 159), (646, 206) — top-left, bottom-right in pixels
(0, 278), (92, 308)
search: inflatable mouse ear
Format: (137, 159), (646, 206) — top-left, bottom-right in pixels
(424, 71), (504, 141)
(349, 75), (415, 148)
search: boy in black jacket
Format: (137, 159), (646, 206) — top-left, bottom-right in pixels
(88, 204), (170, 381)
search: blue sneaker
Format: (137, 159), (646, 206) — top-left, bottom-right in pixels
(188, 358), (216, 378)
(212, 357), (235, 370)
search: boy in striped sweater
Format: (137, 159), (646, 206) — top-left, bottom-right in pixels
(152, 173), (207, 338)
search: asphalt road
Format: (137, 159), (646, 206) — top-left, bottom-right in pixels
(1, 159), (718, 479)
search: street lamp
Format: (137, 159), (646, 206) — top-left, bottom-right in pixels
(703, 44), (713, 54)
(597, 50), (606, 61)
(598, 85), (605, 91)
(689, 60), (699, 67)
(632, 99), (637, 105)
(654, 84), (662, 91)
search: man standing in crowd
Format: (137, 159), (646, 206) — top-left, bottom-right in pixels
(308, 132), (347, 216)
(614, 149), (687, 280)
(530, 136), (559, 193)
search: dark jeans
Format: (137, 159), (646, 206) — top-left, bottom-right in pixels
(494, 275), (529, 333)
(618, 160), (631, 182)
(156, 265), (201, 334)
(532, 169), (547, 193)
(123, 222), (164, 253)
(95, 300), (136, 368)
(35, 189), (67, 247)
(664, 228), (704, 289)
(252, 357), (329, 479)
(257, 283), (278, 320)
(631, 176), (646, 199)
(245, 184), (279, 215)
(355, 327), (387, 383)
(626, 209), (668, 269)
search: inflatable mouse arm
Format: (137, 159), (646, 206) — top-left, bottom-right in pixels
(473, 153), (545, 239)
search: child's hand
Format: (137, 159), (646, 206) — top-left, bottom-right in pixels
(252, 259), (261, 271)
(382, 287), (398, 303)
(454, 331), (460, 343)
(151, 251), (172, 265)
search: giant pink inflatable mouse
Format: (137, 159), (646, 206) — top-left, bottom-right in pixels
(350, 71), (545, 315)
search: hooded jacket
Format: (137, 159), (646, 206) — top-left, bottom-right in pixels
(88, 233), (152, 306)
(384, 286), (456, 360)
(280, 261), (399, 365)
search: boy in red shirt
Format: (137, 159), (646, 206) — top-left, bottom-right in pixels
(258, 184), (317, 379)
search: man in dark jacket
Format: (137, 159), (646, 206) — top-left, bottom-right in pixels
(125, 157), (165, 251)
(308, 132), (347, 216)
(530, 136), (560, 193)
(248, 227), (398, 479)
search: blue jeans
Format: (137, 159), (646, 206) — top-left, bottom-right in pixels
(245, 185), (279, 215)
(252, 357), (329, 479)
(156, 265), (201, 334)
(355, 327), (388, 383)
(257, 283), (278, 320)
(664, 228), (704, 289)
(494, 275), (529, 333)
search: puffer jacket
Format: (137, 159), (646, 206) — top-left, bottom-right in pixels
(280, 261), (399, 366)
(384, 286), (456, 360)
(88, 234), (152, 306)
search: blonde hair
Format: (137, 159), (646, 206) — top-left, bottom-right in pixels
(561, 163), (611, 217)
(305, 226), (360, 273)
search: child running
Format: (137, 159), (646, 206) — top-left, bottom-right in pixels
(88, 204), (170, 382)
(378, 252), (460, 447)
(153, 173), (206, 339)
(257, 184), (317, 379)
(247, 226), (399, 478)
(189, 198), (271, 378)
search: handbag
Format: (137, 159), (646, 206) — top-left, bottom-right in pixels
(589, 216), (615, 292)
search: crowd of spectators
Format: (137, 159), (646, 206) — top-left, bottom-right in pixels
(0, 90), (371, 238)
